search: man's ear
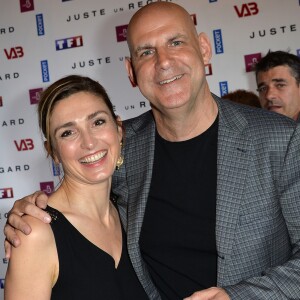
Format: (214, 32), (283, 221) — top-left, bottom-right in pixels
(125, 57), (137, 87)
(198, 32), (212, 65)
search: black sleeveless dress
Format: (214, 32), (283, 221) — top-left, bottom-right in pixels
(45, 205), (148, 299)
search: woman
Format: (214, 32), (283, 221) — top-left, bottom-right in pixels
(4, 75), (148, 299)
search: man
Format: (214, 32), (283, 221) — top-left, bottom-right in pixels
(4, 3), (300, 300)
(255, 50), (300, 122)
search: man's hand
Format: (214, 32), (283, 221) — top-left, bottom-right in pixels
(3, 191), (51, 258)
(184, 287), (230, 300)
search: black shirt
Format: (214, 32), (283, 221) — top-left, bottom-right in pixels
(139, 117), (218, 299)
(46, 206), (148, 300)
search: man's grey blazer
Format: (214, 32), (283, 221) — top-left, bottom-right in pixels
(113, 95), (300, 299)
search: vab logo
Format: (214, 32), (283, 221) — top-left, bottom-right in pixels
(234, 2), (259, 18)
(20, 0), (34, 13)
(4, 46), (24, 60)
(14, 139), (34, 151)
(0, 188), (14, 199)
(55, 36), (83, 50)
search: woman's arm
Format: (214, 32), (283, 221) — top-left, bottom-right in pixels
(4, 214), (58, 300)
(4, 191), (51, 258)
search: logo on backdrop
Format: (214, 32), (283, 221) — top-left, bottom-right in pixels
(66, 9), (105, 22)
(20, 0), (34, 13)
(0, 188), (14, 199)
(29, 88), (43, 104)
(0, 165), (30, 174)
(1, 118), (24, 128)
(205, 64), (213, 76)
(116, 25), (128, 42)
(213, 29), (224, 54)
(40, 182), (55, 195)
(190, 14), (197, 26)
(122, 101), (149, 112)
(4, 46), (24, 60)
(3, 258), (8, 264)
(71, 57), (111, 70)
(249, 24), (296, 39)
(0, 72), (20, 81)
(219, 81), (228, 97)
(0, 212), (9, 219)
(41, 60), (50, 82)
(0, 26), (15, 35)
(56, 35), (83, 50)
(244, 53), (261, 72)
(14, 139), (34, 151)
(52, 161), (61, 176)
(234, 2), (259, 18)
(36, 14), (45, 36)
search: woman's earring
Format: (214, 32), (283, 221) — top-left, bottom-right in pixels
(116, 156), (124, 170)
(116, 142), (124, 170)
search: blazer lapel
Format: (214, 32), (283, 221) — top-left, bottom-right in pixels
(215, 98), (253, 284)
(126, 115), (156, 247)
(124, 112), (159, 297)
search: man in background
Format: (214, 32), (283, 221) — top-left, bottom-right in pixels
(255, 50), (300, 122)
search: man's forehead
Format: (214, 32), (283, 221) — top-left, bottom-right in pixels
(258, 66), (294, 80)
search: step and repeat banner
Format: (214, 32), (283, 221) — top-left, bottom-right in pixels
(0, 0), (299, 296)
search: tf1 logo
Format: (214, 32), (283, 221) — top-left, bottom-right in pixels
(55, 35), (83, 50)
(0, 188), (14, 199)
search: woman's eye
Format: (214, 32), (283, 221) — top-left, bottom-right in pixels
(95, 119), (105, 126)
(61, 130), (72, 138)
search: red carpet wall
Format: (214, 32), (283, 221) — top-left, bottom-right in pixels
(0, 0), (299, 295)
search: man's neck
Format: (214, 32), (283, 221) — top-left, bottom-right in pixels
(153, 95), (218, 142)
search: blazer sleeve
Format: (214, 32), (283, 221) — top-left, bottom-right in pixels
(223, 123), (300, 299)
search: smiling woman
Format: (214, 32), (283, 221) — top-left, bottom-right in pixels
(4, 75), (149, 300)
